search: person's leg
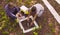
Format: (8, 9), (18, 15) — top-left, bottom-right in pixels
(8, 17), (18, 27)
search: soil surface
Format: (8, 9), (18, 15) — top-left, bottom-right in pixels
(0, 0), (60, 35)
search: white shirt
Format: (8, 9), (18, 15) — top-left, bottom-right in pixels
(30, 3), (44, 17)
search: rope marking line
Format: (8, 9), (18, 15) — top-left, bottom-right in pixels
(42, 0), (60, 24)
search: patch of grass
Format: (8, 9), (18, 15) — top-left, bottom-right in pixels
(2, 31), (9, 35)
(33, 32), (38, 35)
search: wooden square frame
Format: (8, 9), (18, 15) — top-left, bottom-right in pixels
(19, 16), (39, 33)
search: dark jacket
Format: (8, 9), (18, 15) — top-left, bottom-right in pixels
(5, 4), (20, 19)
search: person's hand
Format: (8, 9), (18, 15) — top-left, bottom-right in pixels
(16, 13), (22, 18)
(30, 21), (34, 26)
(16, 13), (19, 17)
(26, 17), (30, 21)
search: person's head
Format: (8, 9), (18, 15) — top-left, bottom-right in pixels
(8, 2), (16, 8)
(30, 6), (36, 15)
(31, 6), (36, 12)
(20, 11), (25, 16)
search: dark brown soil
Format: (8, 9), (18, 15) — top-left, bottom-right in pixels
(0, 0), (60, 35)
(21, 18), (35, 30)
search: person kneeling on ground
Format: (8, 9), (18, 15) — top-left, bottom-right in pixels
(29, 3), (44, 25)
(5, 2), (20, 20)
(16, 5), (31, 27)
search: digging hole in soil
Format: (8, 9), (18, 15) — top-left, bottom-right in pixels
(21, 18), (35, 30)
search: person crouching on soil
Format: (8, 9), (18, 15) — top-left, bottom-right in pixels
(29, 3), (44, 26)
(5, 2), (20, 23)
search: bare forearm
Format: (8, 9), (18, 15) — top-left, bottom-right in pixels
(31, 14), (37, 24)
